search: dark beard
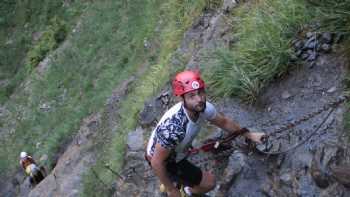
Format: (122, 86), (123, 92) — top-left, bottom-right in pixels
(183, 99), (206, 113)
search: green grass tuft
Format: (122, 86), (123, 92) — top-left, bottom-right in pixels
(204, 0), (312, 102)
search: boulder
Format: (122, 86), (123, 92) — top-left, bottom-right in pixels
(321, 44), (331, 53)
(216, 150), (246, 196)
(139, 91), (171, 127)
(321, 32), (333, 44)
(127, 127), (144, 152)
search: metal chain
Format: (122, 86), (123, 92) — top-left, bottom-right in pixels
(189, 95), (349, 162)
(267, 95), (348, 137)
(258, 107), (336, 155)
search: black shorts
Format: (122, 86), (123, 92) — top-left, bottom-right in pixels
(166, 159), (202, 187)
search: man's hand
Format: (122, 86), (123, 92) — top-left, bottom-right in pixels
(244, 132), (266, 143)
(167, 187), (181, 197)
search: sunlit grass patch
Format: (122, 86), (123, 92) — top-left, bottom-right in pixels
(205, 0), (312, 102)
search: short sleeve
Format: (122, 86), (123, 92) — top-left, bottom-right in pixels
(203, 101), (217, 120)
(156, 123), (185, 150)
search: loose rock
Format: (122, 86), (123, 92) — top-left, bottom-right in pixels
(282, 91), (292, 99)
(222, 0), (238, 13)
(295, 50), (303, 57)
(127, 127), (144, 152)
(301, 53), (309, 60)
(280, 172), (293, 186)
(293, 40), (304, 50)
(306, 32), (314, 38)
(327, 86), (336, 93)
(321, 32), (332, 44)
(217, 150), (246, 196)
(306, 51), (317, 62)
(321, 43), (331, 53)
(306, 40), (317, 49)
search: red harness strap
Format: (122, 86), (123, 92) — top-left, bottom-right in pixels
(188, 128), (249, 155)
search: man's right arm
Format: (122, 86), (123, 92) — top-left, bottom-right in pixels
(151, 143), (179, 196)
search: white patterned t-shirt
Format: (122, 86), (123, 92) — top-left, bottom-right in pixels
(146, 101), (217, 162)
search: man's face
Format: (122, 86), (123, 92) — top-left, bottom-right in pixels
(183, 88), (206, 113)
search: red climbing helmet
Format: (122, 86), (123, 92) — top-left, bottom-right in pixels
(172, 70), (205, 96)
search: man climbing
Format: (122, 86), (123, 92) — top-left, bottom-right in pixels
(19, 152), (44, 186)
(146, 70), (266, 197)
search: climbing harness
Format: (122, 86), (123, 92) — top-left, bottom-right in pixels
(187, 128), (249, 155)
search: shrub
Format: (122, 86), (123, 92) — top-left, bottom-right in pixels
(26, 16), (67, 70)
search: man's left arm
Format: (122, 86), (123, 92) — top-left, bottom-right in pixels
(209, 112), (265, 143)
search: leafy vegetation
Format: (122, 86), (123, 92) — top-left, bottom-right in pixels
(26, 17), (67, 70)
(0, 0), (83, 102)
(204, 0), (313, 102)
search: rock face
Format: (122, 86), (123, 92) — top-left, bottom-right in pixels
(28, 114), (101, 197)
(114, 127), (163, 197)
(216, 150), (247, 196)
(139, 90), (172, 127)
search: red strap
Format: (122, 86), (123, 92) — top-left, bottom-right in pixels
(188, 128), (249, 155)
